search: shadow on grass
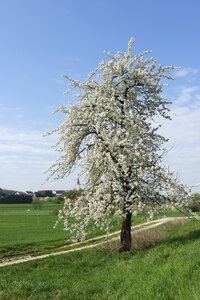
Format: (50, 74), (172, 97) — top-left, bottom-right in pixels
(165, 228), (200, 247)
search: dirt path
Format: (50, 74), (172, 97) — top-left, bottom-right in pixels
(0, 217), (188, 268)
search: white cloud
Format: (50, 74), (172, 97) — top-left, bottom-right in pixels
(175, 86), (200, 104)
(161, 105), (200, 145)
(0, 155), (52, 171)
(175, 67), (198, 78)
(0, 143), (53, 154)
(0, 126), (55, 145)
(0, 125), (79, 191)
(0, 127), (57, 177)
(165, 145), (200, 165)
(156, 86), (200, 192)
(0, 103), (24, 119)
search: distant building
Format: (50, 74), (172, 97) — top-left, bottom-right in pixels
(37, 190), (53, 194)
(15, 191), (27, 196)
(25, 191), (35, 196)
(15, 191), (34, 196)
(55, 190), (66, 196)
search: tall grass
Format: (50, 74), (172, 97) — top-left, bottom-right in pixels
(97, 218), (189, 253)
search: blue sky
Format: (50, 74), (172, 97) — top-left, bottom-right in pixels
(0, 0), (200, 192)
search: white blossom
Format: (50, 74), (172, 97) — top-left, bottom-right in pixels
(47, 38), (195, 243)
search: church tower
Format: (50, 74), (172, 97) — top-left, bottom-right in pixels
(76, 178), (80, 191)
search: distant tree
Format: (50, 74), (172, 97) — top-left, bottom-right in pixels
(188, 193), (200, 212)
(51, 196), (64, 204)
(35, 191), (54, 198)
(32, 198), (43, 210)
(62, 189), (83, 200)
(0, 194), (32, 204)
(47, 38), (194, 252)
(44, 191), (54, 197)
(191, 193), (200, 202)
(0, 189), (16, 196)
(35, 192), (42, 197)
(0, 188), (6, 197)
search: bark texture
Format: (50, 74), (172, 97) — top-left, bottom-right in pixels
(119, 211), (132, 252)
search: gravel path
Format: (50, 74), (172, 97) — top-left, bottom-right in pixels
(0, 217), (188, 268)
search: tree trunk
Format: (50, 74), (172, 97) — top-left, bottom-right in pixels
(119, 211), (132, 252)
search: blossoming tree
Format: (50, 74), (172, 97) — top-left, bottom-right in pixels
(47, 38), (191, 252)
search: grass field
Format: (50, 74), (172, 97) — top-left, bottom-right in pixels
(0, 203), (71, 258)
(0, 203), (185, 259)
(0, 203), (148, 258)
(1, 219), (200, 299)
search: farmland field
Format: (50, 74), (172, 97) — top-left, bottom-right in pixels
(0, 203), (70, 258)
(0, 202), (144, 258)
(0, 203), (184, 259)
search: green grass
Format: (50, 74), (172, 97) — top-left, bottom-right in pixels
(0, 203), (145, 258)
(0, 203), (190, 259)
(0, 203), (71, 257)
(0, 219), (200, 299)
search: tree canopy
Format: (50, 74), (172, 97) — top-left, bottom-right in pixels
(47, 38), (194, 251)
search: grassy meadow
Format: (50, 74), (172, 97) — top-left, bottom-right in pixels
(0, 202), (148, 259)
(1, 202), (200, 299)
(0, 202), (70, 258)
(0, 219), (200, 299)
(0, 202), (186, 259)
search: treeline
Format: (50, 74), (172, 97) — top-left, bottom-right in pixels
(0, 194), (32, 204)
(0, 189), (83, 204)
(62, 189), (83, 200)
(0, 188), (16, 196)
(35, 191), (54, 197)
(34, 190), (83, 198)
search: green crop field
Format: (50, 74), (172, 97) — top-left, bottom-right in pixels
(0, 203), (184, 259)
(1, 219), (200, 299)
(0, 202), (145, 258)
(0, 203), (71, 258)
